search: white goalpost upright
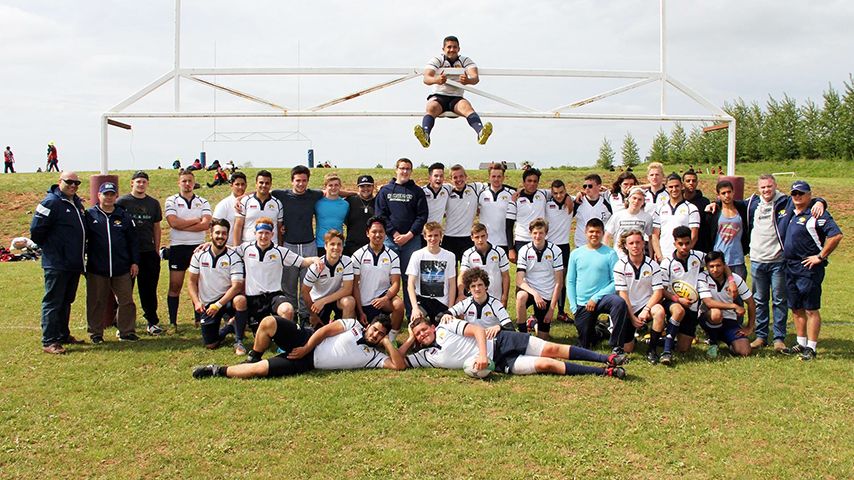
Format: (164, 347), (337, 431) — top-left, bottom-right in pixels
(100, 0), (737, 175)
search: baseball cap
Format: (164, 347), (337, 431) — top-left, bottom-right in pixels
(99, 182), (118, 194)
(791, 180), (811, 193)
(357, 175), (375, 186)
(132, 170), (149, 180)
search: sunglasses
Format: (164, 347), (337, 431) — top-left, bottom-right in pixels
(62, 179), (82, 186)
(791, 190), (807, 196)
(582, 184), (594, 189)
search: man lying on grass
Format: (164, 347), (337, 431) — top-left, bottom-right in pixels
(400, 316), (628, 379)
(192, 314), (405, 379)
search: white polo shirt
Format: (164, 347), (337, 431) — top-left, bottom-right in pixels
(614, 256), (662, 313)
(606, 191), (627, 216)
(406, 247), (457, 307)
(448, 295), (511, 329)
(653, 199), (701, 258)
(516, 241), (564, 300)
(164, 193), (211, 246)
(513, 189), (548, 243)
(660, 250), (705, 313)
(605, 209), (654, 259)
(212, 194), (238, 242)
(352, 244), (400, 306)
(644, 187), (669, 215)
(573, 196), (612, 248)
(422, 184), (451, 224)
(477, 185), (516, 247)
(188, 246), (244, 304)
(698, 273), (752, 321)
(303, 255), (354, 302)
(237, 194), (284, 244)
(237, 242), (304, 296)
(545, 197), (572, 247)
(406, 319), (496, 369)
(459, 244), (509, 299)
(444, 182), (485, 237)
(313, 318), (389, 370)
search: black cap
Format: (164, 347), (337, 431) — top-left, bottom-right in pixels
(132, 170), (149, 180)
(357, 175), (375, 186)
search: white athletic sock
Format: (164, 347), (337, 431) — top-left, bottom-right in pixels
(807, 340), (817, 351)
(797, 336), (807, 347)
(389, 329), (399, 342)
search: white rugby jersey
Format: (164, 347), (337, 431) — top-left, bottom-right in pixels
(448, 295), (511, 329)
(545, 197), (572, 247)
(444, 182), (486, 237)
(512, 189), (549, 243)
(426, 54), (477, 97)
(698, 273), (752, 321)
(406, 319), (496, 369)
(614, 256), (662, 312)
(644, 187), (669, 215)
(422, 184), (451, 224)
(605, 209), (654, 259)
(164, 193), (211, 245)
(313, 318), (389, 370)
(237, 194), (284, 244)
(477, 185), (516, 247)
(606, 191), (627, 216)
(188, 246), (244, 304)
(303, 255), (354, 302)
(212, 194), (239, 243)
(237, 242), (304, 296)
(653, 200), (701, 259)
(573, 196), (612, 248)
(517, 241), (564, 300)
(459, 244), (509, 299)
(660, 250), (705, 312)
(352, 244), (400, 306)
(406, 247), (457, 307)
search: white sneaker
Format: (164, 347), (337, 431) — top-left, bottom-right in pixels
(147, 324), (165, 336)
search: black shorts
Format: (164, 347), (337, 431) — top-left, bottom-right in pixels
(199, 301), (236, 345)
(492, 330), (533, 374)
(415, 295), (449, 324)
(168, 244), (198, 271)
(664, 299), (700, 337)
(265, 316), (315, 377)
(441, 235), (473, 264)
(427, 94), (464, 113)
(315, 302), (342, 325)
(514, 240), (530, 255)
(524, 294), (551, 324)
(247, 292), (290, 328)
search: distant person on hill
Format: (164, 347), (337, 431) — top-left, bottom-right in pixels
(4, 146), (14, 173)
(46, 142), (59, 172)
(172, 158), (181, 169)
(206, 167), (228, 188)
(414, 35), (493, 148)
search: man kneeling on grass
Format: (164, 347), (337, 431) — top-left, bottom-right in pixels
(400, 317), (628, 379)
(192, 314), (405, 378)
(698, 251), (757, 358)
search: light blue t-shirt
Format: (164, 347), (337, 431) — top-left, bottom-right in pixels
(566, 244), (619, 312)
(714, 212), (744, 266)
(315, 197), (350, 247)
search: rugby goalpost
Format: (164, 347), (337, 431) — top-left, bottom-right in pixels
(100, 0), (737, 176)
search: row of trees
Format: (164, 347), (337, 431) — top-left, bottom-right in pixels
(597, 75), (854, 169)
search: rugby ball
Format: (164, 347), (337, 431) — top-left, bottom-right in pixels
(463, 356), (495, 379)
(671, 280), (699, 302)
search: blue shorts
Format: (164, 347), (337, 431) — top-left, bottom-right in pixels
(702, 315), (748, 346)
(427, 94), (464, 113)
(785, 260), (824, 310)
(199, 301), (236, 345)
(663, 299), (700, 337)
(492, 330), (535, 373)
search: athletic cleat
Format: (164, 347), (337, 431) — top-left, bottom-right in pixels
(234, 341), (247, 356)
(781, 344), (806, 356)
(595, 321), (611, 341)
(91, 336), (104, 345)
(119, 333), (139, 342)
(477, 122), (493, 145)
(607, 352), (628, 366)
(646, 349), (659, 365)
(115, 330), (121, 338)
(604, 366), (626, 380)
(192, 364), (220, 379)
(797, 347), (817, 361)
(414, 125), (431, 148)
(147, 324), (164, 336)
(556, 313), (570, 323)
(659, 352), (673, 365)
(706, 344), (719, 358)
(242, 351), (262, 364)
(526, 316), (538, 334)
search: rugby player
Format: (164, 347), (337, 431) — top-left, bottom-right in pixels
(697, 251), (756, 358)
(572, 174), (612, 249)
(509, 168), (548, 257)
(233, 170), (283, 246)
(643, 162), (668, 215)
(544, 180), (572, 322)
(302, 229), (356, 328)
(211, 171), (247, 245)
(442, 164), (486, 264)
(351, 216), (405, 339)
(476, 162), (516, 261)
(515, 218), (564, 340)
(457, 223), (510, 306)
(406, 222), (457, 324)
(651, 172), (700, 262)
(443, 267), (512, 339)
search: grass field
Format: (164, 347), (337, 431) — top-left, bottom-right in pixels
(1, 162), (852, 479)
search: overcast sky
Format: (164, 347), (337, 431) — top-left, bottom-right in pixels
(2, 0), (853, 174)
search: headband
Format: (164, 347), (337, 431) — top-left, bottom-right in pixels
(255, 223), (274, 232)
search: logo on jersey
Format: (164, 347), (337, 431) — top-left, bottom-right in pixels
(797, 217), (806, 225)
(778, 209), (787, 217)
(249, 205), (258, 209)
(467, 310), (476, 316)
(270, 254), (277, 260)
(248, 253), (257, 259)
(382, 258), (389, 263)
(485, 311), (493, 317)
(363, 258), (371, 263)
(201, 261), (210, 267)
(546, 254), (552, 260)
(336, 266), (344, 273)
(351, 327), (360, 337)
(222, 262), (229, 267)
(490, 256), (498, 261)
(112, 220), (122, 227)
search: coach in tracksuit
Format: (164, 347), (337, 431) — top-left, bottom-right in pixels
(30, 171), (88, 354)
(84, 182), (140, 343)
